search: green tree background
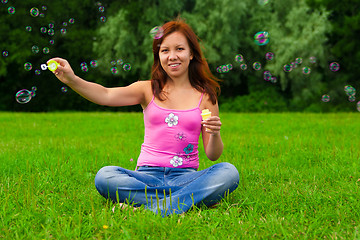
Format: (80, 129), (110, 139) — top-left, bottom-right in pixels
(0, 0), (358, 112)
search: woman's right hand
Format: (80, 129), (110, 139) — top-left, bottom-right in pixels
(47, 58), (76, 85)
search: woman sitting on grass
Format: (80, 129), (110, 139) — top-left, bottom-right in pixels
(49, 17), (239, 216)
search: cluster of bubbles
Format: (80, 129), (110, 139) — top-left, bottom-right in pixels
(96, 2), (107, 23)
(216, 64), (233, 73)
(344, 85), (356, 102)
(282, 57), (314, 74)
(109, 59), (132, 74)
(15, 86), (37, 104)
(149, 26), (164, 39)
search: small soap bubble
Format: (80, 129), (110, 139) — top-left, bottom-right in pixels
(309, 56), (316, 64)
(329, 62), (340, 72)
(49, 39), (55, 45)
(69, 18), (75, 24)
(263, 71), (272, 81)
(123, 64), (132, 72)
(90, 60), (98, 68)
(81, 64), (89, 72)
(48, 23), (54, 28)
(111, 67), (118, 74)
(2, 0), (9, 4)
(357, 101), (360, 112)
(252, 62), (261, 71)
(62, 22), (68, 27)
(283, 64), (292, 72)
(7, 6), (15, 14)
(100, 16), (107, 23)
(344, 85), (356, 96)
(43, 47), (50, 54)
(40, 64), (47, 70)
(48, 28), (55, 36)
(348, 95), (356, 102)
(321, 94), (330, 102)
(254, 31), (269, 46)
(149, 26), (164, 39)
(235, 54), (244, 63)
(40, 27), (47, 34)
(31, 45), (39, 54)
(30, 7), (39, 17)
(39, 13), (45, 18)
(117, 59), (124, 65)
(15, 89), (32, 104)
(25, 26), (32, 32)
(295, 57), (303, 64)
(265, 52), (274, 60)
(99, 6), (105, 12)
(24, 62), (33, 71)
(240, 63), (247, 70)
(2, 50), (9, 57)
(302, 66), (311, 75)
(35, 69), (41, 75)
(61, 86), (68, 93)
(111, 60), (116, 66)
(60, 28), (67, 35)
(42, 5), (47, 11)
(270, 76), (277, 83)
(30, 91), (36, 97)
(31, 86), (37, 92)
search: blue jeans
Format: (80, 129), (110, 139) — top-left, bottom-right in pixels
(94, 162), (239, 217)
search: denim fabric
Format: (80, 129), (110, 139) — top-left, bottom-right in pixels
(95, 162), (239, 217)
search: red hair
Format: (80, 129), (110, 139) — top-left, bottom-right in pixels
(151, 18), (221, 104)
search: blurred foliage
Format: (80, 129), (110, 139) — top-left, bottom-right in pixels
(0, 0), (358, 112)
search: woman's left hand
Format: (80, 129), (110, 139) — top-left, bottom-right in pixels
(202, 116), (222, 135)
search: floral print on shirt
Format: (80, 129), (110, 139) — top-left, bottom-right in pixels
(183, 144), (194, 154)
(170, 156), (183, 167)
(165, 113), (179, 127)
(175, 132), (186, 141)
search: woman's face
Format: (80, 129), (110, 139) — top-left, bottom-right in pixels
(159, 31), (193, 80)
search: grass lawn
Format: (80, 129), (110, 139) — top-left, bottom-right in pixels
(0, 112), (360, 239)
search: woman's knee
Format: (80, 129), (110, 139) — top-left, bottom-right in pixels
(213, 162), (240, 189)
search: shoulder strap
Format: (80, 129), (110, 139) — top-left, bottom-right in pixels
(198, 92), (204, 107)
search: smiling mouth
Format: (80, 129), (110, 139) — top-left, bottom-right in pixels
(169, 63), (180, 67)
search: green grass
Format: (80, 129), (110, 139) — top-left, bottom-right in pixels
(1, 112), (360, 239)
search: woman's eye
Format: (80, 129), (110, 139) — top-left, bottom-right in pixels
(161, 49), (168, 53)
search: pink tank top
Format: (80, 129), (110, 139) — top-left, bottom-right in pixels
(136, 93), (204, 169)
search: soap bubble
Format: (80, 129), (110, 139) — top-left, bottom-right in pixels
(90, 60), (98, 68)
(42, 5), (47, 11)
(39, 13), (45, 18)
(111, 67), (118, 74)
(283, 64), (292, 72)
(99, 6), (105, 12)
(62, 22), (68, 27)
(25, 26), (32, 32)
(302, 67), (311, 75)
(40, 27), (47, 34)
(49, 39), (55, 45)
(321, 94), (330, 102)
(48, 23), (54, 28)
(7, 6), (15, 14)
(149, 26), (164, 39)
(60, 28), (67, 35)
(348, 95), (356, 102)
(110, 60), (116, 66)
(344, 85), (356, 96)
(357, 101), (360, 112)
(235, 54), (244, 63)
(295, 57), (303, 64)
(15, 89), (32, 104)
(30, 7), (39, 17)
(69, 18), (75, 24)
(61, 86), (68, 93)
(254, 31), (269, 46)
(43, 47), (50, 54)
(329, 62), (340, 72)
(35, 69), (41, 75)
(2, 50), (9, 57)
(252, 62), (261, 71)
(100, 16), (106, 23)
(48, 28), (55, 36)
(263, 71), (272, 81)
(240, 63), (247, 70)
(31, 45), (39, 54)
(117, 59), (124, 65)
(309, 56), (316, 64)
(2, 0), (9, 4)
(270, 76), (277, 83)
(265, 52), (274, 60)
(24, 62), (33, 71)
